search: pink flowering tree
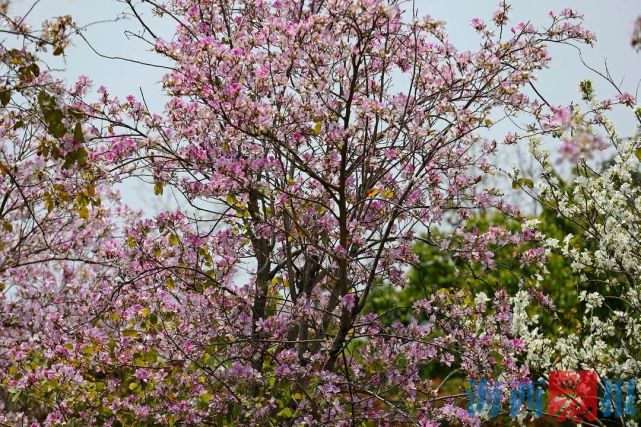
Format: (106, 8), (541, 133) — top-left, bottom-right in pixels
(0, 5), (138, 424)
(0, 1), (597, 425)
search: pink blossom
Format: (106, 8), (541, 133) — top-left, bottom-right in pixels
(617, 92), (636, 106)
(340, 293), (356, 310)
(549, 105), (571, 126)
(470, 18), (485, 30)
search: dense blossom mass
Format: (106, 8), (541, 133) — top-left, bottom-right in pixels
(0, 0), (640, 425)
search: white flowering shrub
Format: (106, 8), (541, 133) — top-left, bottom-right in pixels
(519, 82), (641, 386)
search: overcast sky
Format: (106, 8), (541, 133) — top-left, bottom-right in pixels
(8, 0), (641, 212)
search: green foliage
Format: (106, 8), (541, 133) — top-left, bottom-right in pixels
(36, 91), (88, 169)
(580, 79), (594, 102)
(364, 209), (584, 397)
(367, 209), (582, 334)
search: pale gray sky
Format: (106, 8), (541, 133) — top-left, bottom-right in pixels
(15, 1), (641, 110)
(9, 0), (641, 212)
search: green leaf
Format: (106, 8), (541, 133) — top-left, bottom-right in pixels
(73, 122), (84, 143)
(520, 178), (534, 189)
(38, 91), (53, 108)
(82, 344), (96, 356)
(149, 312), (158, 325)
(123, 329), (138, 338)
(63, 148), (88, 169)
(199, 392), (213, 403)
(29, 63), (40, 77)
(2, 221), (12, 232)
(0, 89), (11, 107)
(512, 178), (534, 189)
(635, 148), (641, 161)
(19, 66), (35, 83)
(312, 121), (322, 136)
(144, 349), (159, 363)
(277, 408), (294, 418)
(77, 192), (90, 207)
(168, 233), (179, 246)
(45, 110), (66, 138)
(579, 80), (594, 101)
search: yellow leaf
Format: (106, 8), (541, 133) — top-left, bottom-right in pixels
(154, 181), (164, 196)
(381, 189), (394, 199)
(199, 392), (213, 403)
(76, 192), (89, 207)
(278, 408), (294, 418)
(168, 234), (179, 246)
(141, 308), (150, 318)
(367, 188), (380, 198)
(77, 205), (89, 219)
(123, 329), (138, 338)
(129, 382), (138, 390)
(203, 253), (213, 265)
(312, 121), (322, 136)
(44, 192), (55, 212)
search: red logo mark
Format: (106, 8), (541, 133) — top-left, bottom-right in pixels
(548, 370), (598, 421)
